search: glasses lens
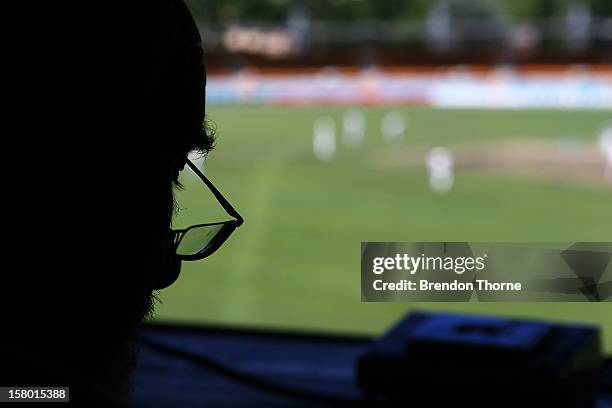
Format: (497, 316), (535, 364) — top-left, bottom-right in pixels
(176, 224), (226, 257)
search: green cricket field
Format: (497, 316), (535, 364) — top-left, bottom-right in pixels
(155, 106), (612, 352)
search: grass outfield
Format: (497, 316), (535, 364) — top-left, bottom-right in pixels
(155, 106), (612, 352)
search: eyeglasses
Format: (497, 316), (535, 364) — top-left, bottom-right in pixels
(172, 159), (244, 261)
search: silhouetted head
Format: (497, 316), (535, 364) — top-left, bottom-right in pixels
(3, 0), (212, 404)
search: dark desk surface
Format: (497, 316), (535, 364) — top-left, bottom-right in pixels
(130, 323), (611, 408)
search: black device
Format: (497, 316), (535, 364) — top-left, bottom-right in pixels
(357, 312), (603, 407)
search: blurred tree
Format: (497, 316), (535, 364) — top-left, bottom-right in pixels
(183, 0), (611, 24)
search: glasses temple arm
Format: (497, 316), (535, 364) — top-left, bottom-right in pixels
(185, 159), (244, 225)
